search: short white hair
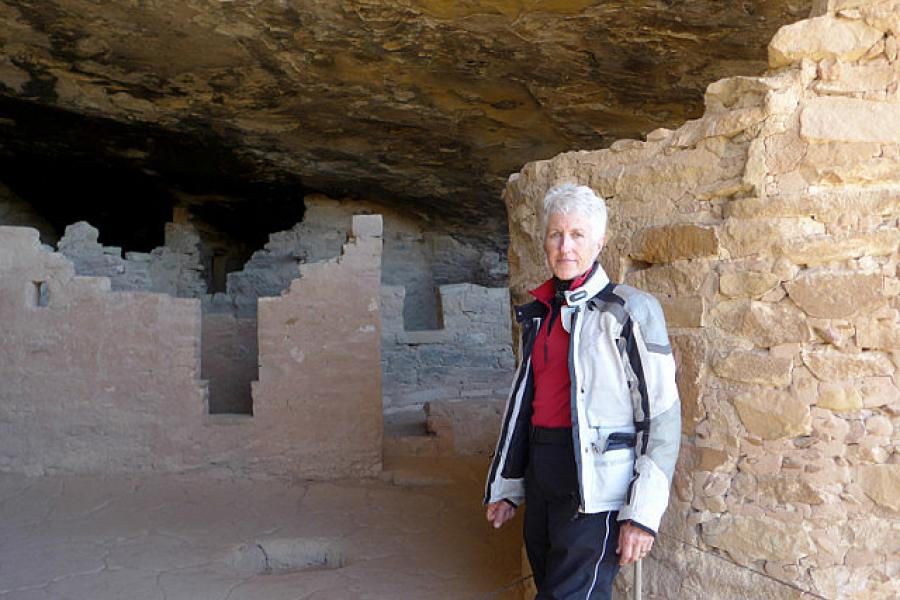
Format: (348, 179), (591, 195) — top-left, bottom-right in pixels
(542, 183), (608, 241)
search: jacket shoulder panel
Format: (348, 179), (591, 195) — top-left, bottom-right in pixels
(609, 284), (671, 349)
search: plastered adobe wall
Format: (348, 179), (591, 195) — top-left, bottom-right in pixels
(0, 216), (384, 478)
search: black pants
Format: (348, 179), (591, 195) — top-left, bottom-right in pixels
(524, 427), (621, 600)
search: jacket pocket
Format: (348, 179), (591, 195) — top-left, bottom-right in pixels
(588, 446), (635, 506)
(585, 425), (636, 506)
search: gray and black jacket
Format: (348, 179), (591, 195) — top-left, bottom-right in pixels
(484, 264), (681, 534)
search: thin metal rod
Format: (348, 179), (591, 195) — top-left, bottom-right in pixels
(634, 558), (643, 600)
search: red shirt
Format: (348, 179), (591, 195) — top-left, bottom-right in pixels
(530, 270), (592, 428)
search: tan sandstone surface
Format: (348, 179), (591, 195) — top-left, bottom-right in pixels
(504, 1), (900, 598)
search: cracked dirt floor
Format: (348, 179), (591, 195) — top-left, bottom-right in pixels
(0, 455), (523, 600)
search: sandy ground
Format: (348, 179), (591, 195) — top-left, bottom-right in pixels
(0, 455), (524, 600)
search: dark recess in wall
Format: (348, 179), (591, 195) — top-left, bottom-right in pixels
(0, 96), (307, 254)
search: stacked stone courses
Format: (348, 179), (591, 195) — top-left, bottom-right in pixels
(504, 2), (899, 598)
(57, 220), (207, 298)
(380, 283), (515, 413)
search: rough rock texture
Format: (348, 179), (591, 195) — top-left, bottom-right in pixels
(504, 3), (900, 598)
(0, 217), (384, 478)
(0, 0), (810, 219)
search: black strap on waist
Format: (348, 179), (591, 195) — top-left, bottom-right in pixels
(530, 426), (573, 445)
(530, 427), (637, 451)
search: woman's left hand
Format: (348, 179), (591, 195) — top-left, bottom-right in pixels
(616, 522), (654, 565)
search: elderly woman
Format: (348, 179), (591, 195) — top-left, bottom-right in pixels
(485, 183), (681, 599)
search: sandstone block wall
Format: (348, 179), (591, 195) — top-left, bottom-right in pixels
(504, 3), (899, 599)
(9, 190), (512, 420)
(381, 282), (515, 412)
(0, 216), (384, 478)
(209, 202), (346, 317)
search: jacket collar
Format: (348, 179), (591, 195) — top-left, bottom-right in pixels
(529, 262), (605, 308)
(563, 262), (610, 306)
(518, 262), (610, 324)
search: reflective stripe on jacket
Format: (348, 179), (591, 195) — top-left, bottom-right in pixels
(484, 265), (681, 534)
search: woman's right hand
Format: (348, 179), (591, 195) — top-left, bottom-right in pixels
(486, 501), (517, 529)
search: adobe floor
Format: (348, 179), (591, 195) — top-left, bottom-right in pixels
(0, 454), (523, 600)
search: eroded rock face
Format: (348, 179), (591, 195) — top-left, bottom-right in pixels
(0, 0), (810, 220)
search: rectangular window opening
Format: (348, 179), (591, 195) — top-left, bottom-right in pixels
(211, 255), (228, 294)
(32, 281), (49, 308)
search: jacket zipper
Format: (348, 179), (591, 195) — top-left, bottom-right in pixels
(567, 305), (585, 516)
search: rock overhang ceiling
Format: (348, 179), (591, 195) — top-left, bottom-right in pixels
(0, 0), (811, 226)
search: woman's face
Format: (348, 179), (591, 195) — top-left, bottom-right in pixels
(543, 211), (605, 281)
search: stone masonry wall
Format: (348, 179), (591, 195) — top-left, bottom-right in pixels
(214, 194), (435, 322)
(238, 193), (507, 330)
(216, 192), (515, 425)
(504, 3), (899, 599)
(381, 283), (515, 412)
(57, 220), (206, 298)
(0, 216), (384, 478)
(202, 194), (455, 414)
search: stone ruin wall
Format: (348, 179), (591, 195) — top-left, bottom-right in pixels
(380, 283), (514, 412)
(505, 3), (899, 599)
(250, 214), (385, 477)
(1, 184), (515, 431)
(57, 220), (207, 298)
(0, 216), (384, 478)
(381, 282), (515, 455)
(0, 226), (206, 475)
(47, 217), (252, 414)
(198, 192), (514, 421)
(278, 193), (507, 330)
